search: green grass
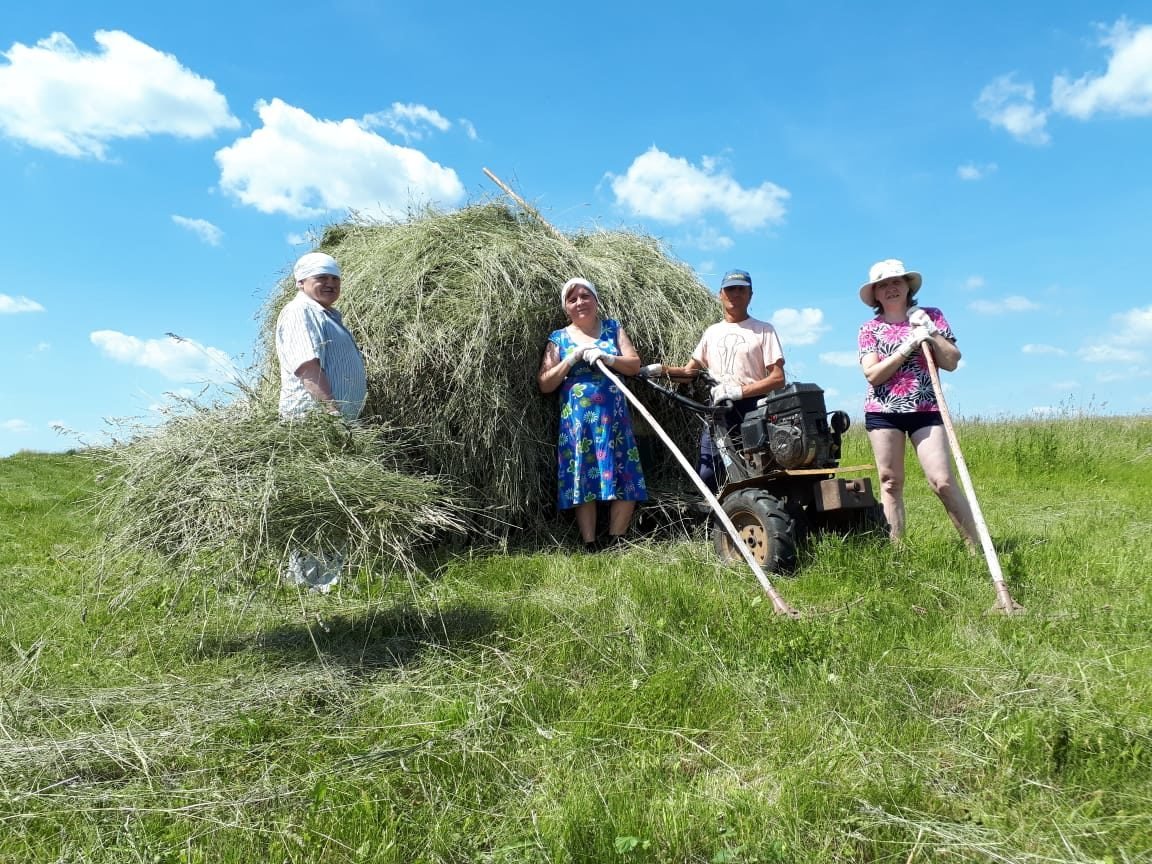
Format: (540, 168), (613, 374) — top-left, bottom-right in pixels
(2, 416), (1150, 863)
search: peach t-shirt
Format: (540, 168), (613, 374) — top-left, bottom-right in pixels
(692, 318), (785, 387)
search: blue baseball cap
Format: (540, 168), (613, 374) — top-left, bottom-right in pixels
(720, 269), (752, 290)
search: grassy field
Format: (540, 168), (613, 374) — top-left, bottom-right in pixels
(2, 415), (1150, 863)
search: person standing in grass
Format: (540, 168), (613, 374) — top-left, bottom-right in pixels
(275, 251), (368, 588)
(538, 277), (647, 551)
(643, 269), (786, 492)
(276, 251), (367, 424)
(856, 258), (979, 548)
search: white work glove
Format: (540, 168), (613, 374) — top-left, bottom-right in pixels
(711, 382), (743, 403)
(906, 306), (938, 335)
(897, 326), (934, 359)
(637, 363), (663, 378)
(582, 346), (615, 367)
(562, 348), (585, 368)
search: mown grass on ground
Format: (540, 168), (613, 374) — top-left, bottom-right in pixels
(1, 415), (1149, 863)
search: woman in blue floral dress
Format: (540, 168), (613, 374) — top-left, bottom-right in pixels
(538, 277), (647, 550)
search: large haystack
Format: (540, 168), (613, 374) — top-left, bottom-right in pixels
(258, 202), (719, 530)
(95, 201), (720, 580)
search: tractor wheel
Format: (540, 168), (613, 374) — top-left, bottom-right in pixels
(713, 489), (798, 573)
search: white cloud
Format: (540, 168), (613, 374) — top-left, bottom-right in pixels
(361, 102), (451, 141)
(975, 74), (1050, 145)
(216, 98), (465, 218)
(1079, 344), (1144, 364)
(1052, 379), (1080, 389)
(818, 351), (860, 368)
(35, 342), (50, 352)
(1095, 367), (1150, 382)
(1075, 304), (1152, 367)
(1022, 343), (1067, 355)
(90, 330), (239, 383)
(963, 275), (986, 291)
(2, 419), (30, 432)
(969, 295), (1041, 314)
(148, 388), (198, 413)
(0, 294), (45, 314)
(1110, 304), (1152, 345)
(172, 215), (223, 246)
(458, 118), (478, 141)
(681, 225), (734, 252)
(0, 30), (238, 159)
(957, 162), (997, 181)
(608, 147), (789, 231)
(771, 307), (829, 346)
(1052, 20), (1152, 119)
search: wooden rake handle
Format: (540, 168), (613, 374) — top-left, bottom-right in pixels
(920, 345), (1023, 614)
(596, 361), (799, 618)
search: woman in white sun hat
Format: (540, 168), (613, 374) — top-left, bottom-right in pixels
(856, 259), (978, 548)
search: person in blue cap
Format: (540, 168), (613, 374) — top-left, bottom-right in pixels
(642, 269), (786, 491)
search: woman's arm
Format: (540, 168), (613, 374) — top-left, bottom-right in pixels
(860, 349), (908, 387)
(928, 333), (962, 371)
(537, 341), (575, 394)
(613, 326), (642, 376)
(294, 358), (342, 414)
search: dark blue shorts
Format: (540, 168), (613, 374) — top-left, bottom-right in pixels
(864, 411), (944, 435)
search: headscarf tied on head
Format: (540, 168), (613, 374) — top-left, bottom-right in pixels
(293, 252), (342, 283)
(560, 277), (597, 308)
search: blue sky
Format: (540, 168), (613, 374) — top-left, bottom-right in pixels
(2, 1), (1151, 457)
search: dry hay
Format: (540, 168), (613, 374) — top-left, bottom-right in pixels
(93, 399), (469, 576)
(94, 200), (720, 577)
(256, 202), (719, 530)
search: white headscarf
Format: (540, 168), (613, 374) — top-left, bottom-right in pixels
(293, 252), (342, 282)
(560, 277), (598, 307)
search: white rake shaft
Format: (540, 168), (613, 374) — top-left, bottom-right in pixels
(595, 361), (798, 617)
(920, 346), (1020, 611)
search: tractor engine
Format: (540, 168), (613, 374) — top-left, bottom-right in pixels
(736, 383), (851, 473)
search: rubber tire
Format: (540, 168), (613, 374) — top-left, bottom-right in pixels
(713, 488), (798, 573)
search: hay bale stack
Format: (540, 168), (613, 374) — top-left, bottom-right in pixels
(258, 202), (719, 528)
(94, 401), (468, 575)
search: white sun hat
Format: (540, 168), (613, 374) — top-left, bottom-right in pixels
(859, 259), (922, 305)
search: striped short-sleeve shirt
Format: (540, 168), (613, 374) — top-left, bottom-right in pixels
(275, 292), (367, 422)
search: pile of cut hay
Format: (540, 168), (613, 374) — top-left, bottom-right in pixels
(256, 202), (719, 530)
(93, 399), (469, 577)
(95, 200), (720, 578)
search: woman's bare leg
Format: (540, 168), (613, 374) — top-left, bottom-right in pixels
(868, 427), (908, 542)
(608, 500), (636, 536)
(573, 502), (598, 543)
(911, 424), (979, 548)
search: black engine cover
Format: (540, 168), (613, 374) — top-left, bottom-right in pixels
(737, 383), (842, 470)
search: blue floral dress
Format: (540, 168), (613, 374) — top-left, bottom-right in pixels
(549, 319), (648, 510)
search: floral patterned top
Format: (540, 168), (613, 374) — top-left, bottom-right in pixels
(857, 307), (955, 413)
(548, 318), (647, 509)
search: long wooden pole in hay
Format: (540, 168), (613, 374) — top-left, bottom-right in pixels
(483, 168), (799, 616)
